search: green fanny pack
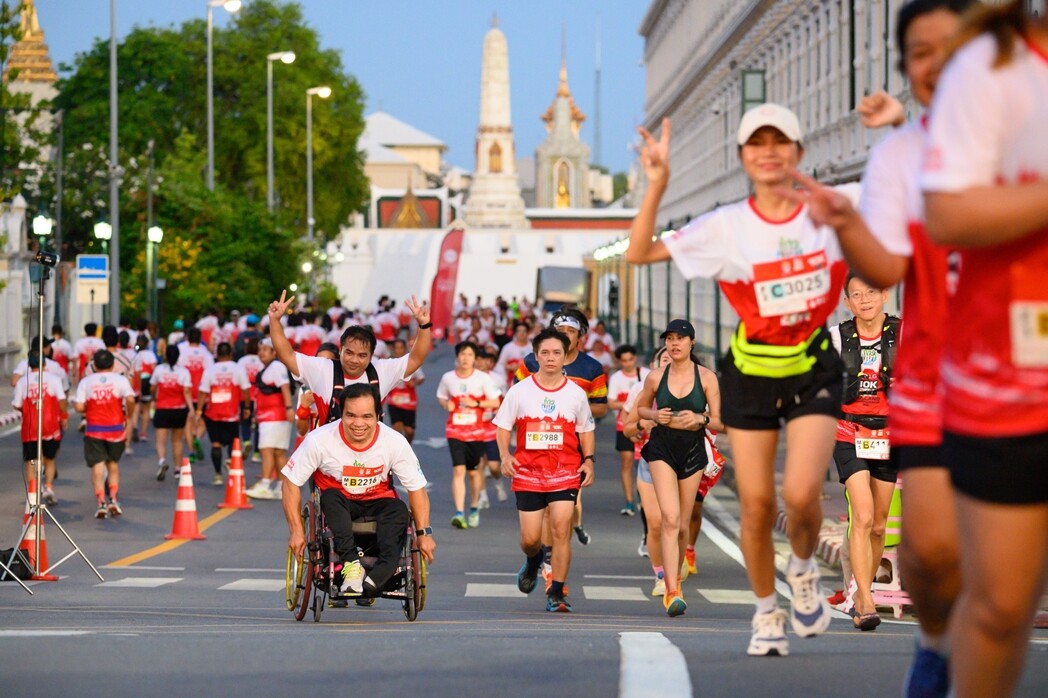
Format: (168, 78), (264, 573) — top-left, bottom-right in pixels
(730, 323), (828, 379)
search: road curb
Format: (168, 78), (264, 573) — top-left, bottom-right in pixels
(0, 411), (21, 428)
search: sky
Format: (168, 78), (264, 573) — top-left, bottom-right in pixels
(39, 0), (650, 174)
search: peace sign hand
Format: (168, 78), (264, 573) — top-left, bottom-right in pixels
(268, 289), (295, 324)
(406, 294), (430, 326)
(636, 118), (671, 187)
(777, 169), (857, 232)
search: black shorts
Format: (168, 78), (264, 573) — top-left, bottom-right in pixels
(833, 439), (899, 484)
(448, 439), (485, 470)
(484, 440), (499, 461)
(515, 488), (580, 512)
(22, 440), (60, 461)
(641, 427), (707, 480)
(204, 418), (239, 446)
(945, 430), (1048, 505)
(718, 340), (843, 430)
(387, 405), (416, 430)
(138, 377), (153, 402)
(154, 408), (189, 430)
(892, 445), (943, 472)
(615, 431), (634, 453)
(84, 437), (124, 466)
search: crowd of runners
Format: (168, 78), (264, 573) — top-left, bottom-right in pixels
(9, 2), (1047, 696)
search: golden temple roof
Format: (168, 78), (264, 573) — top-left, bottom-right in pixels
(3, 0), (57, 84)
(541, 58), (585, 133)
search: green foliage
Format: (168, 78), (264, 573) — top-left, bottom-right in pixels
(612, 171), (628, 202)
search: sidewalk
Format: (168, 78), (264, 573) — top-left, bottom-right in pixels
(0, 377), (20, 430)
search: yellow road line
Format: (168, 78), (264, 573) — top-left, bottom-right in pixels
(106, 507), (238, 567)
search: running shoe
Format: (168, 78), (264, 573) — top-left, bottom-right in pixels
(902, 642), (950, 698)
(250, 451), (262, 463)
(270, 483), (283, 500)
(747, 608), (789, 657)
(651, 575), (666, 597)
(517, 557), (540, 594)
(246, 481), (277, 500)
(685, 547), (697, 575)
(786, 558), (832, 637)
(638, 537), (648, 557)
(156, 459), (168, 481)
(467, 509), (480, 527)
(450, 513), (468, 529)
(173, 464), (182, 478)
(211, 473), (224, 486)
(620, 502), (635, 516)
(355, 597), (377, 607)
(132, 427), (140, 443)
(680, 560), (690, 583)
(328, 599), (349, 608)
(477, 490), (490, 510)
(42, 487), (57, 506)
(541, 566), (569, 597)
(107, 499), (123, 517)
(664, 590), (687, 617)
(494, 481), (508, 502)
(546, 593), (571, 613)
(826, 589), (847, 606)
(192, 438), (205, 462)
(574, 525), (591, 545)
(124, 444), (135, 456)
(341, 560), (365, 594)
(95, 503), (109, 519)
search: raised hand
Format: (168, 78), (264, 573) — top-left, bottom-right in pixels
(778, 169), (857, 231)
(857, 90), (906, 129)
(636, 118), (671, 187)
(268, 289), (296, 324)
(406, 294), (431, 326)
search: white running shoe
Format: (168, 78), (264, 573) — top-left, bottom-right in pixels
(748, 608), (789, 657)
(638, 538), (648, 557)
(477, 489), (490, 510)
(786, 559), (832, 638)
(651, 576), (666, 597)
(341, 560), (365, 594)
(494, 481), (508, 502)
(246, 481), (276, 500)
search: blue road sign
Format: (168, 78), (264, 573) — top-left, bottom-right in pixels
(76, 254), (109, 280)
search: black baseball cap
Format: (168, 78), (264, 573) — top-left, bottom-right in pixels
(660, 319), (695, 340)
(30, 335), (53, 349)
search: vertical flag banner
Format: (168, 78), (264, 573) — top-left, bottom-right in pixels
(428, 227), (465, 341)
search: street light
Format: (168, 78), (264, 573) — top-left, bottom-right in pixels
(146, 225), (163, 321)
(206, 0), (243, 191)
(305, 86), (331, 241)
(94, 221), (112, 255)
(266, 50), (295, 212)
(301, 261), (313, 274)
(32, 214), (53, 239)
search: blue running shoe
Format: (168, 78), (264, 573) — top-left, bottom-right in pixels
(546, 593), (571, 613)
(903, 644), (949, 698)
(517, 558), (539, 594)
(786, 559), (831, 637)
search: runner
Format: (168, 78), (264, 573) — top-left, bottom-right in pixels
(11, 336), (69, 393)
(607, 344), (649, 516)
(495, 321), (532, 385)
(627, 103), (849, 653)
(920, 4), (1048, 694)
(150, 345), (193, 481)
(236, 336), (265, 461)
(196, 342), (252, 486)
(437, 341), (502, 529)
(132, 334), (158, 447)
(634, 320), (722, 617)
(476, 348), (508, 507)
(829, 275), (899, 631)
(49, 324), (73, 379)
(495, 328), (595, 613)
(384, 338), (424, 444)
(12, 351), (67, 505)
(74, 350), (136, 518)
(73, 323), (104, 383)
(176, 327), (214, 463)
(245, 338), (294, 500)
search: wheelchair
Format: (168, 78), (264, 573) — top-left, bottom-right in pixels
(285, 486), (427, 622)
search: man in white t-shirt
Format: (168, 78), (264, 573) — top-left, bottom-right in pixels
(607, 344), (650, 516)
(265, 289), (432, 427)
(281, 383), (436, 596)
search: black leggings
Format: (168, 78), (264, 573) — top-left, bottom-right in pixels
(319, 489), (410, 589)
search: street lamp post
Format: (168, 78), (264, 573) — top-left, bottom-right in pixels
(305, 86), (331, 241)
(206, 0), (242, 191)
(109, 0), (121, 328)
(94, 221), (112, 257)
(147, 225), (163, 322)
(266, 50), (295, 212)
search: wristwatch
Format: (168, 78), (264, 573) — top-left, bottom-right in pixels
(582, 454), (596, 463)
(416, 526), (434, 537)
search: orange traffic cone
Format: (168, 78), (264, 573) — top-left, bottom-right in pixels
(165, 458), (206, 540)
(218, 438), (253, 510)
(20, 479), (58, 581)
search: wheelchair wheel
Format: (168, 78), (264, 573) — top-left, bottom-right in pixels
(312, 584), (327, 622)
(294, 500), (319, 622)
(417, 555), (427, 613)
(285, 506), (309, 611)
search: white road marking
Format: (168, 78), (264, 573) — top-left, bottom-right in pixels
(583, 586), (648, 602)
(464, 572), (517, 577)
(702, 493), (794, 600)
(101, 565), (184, 571)
(464, 583), (527, 598)
(218, 579), (285, 591)
(215, 568), (282, 573)
(95, 577), (183, 588)
(697, 589), (754, 605)
(584, 574), (652, 580)
(0, 630), (92, 637)
(618, 632), (692, 698)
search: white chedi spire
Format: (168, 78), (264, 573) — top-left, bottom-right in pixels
(465, 19), (528, 229)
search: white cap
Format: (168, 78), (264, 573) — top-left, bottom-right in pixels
(736, 103), (803, 145)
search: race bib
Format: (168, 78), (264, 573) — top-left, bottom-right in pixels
(212, 389), (232, 404)
(389, 392), (412, 407)
(855, 425), (890, 460)
(341, 464), (385, 495)
(525, 421), (564, 450)
(1010, 260), (1048, 368)
(452, 411), (478, 426)
(752, 252), (831, 318)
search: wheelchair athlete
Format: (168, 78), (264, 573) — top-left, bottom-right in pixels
(282, 384), (436, 596)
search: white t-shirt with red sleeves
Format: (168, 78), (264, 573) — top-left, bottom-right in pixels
(199, 362), (251, 422)
(282, 421), (427, 500)
(492, 375), (595, 493)
(237, 354), (265, 401)
(176, 345), (214, 399)
(860, 118), (951, 447)
(386, 367), (425, 411)
(151, 364), (193, 409)
(662, 192), (858, 346)
(293, 353), (408, 425)
(14, 356), (69, 392)
(922, 34), (1048, 437)
(481, 369), (506, 441)
(73, 336), (105, 379)
(13, 370), (66, 442)
(608, 367), (650, 432)
(75, 372), (135, 442)
(495, 340), (531, 385)
(51, 337), (73, 375)
(133, 349), (159, 391)
(256, 360), (291, 423)
(296, 324), (326, 357)
(436, 368), (502, 442)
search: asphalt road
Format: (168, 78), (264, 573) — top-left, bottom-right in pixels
(1, 343), (1045, 698)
